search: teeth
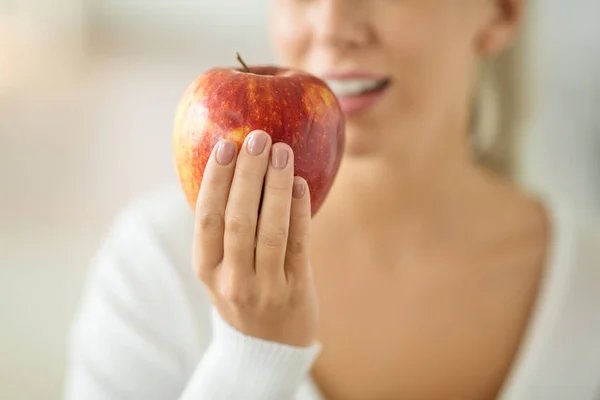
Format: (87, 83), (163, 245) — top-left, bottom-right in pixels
(325, 79), (384, 97)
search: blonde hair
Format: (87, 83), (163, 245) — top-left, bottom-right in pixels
(472, 11), (534, 179)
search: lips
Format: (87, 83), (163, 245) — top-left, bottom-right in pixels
(323, 74), (391, 117)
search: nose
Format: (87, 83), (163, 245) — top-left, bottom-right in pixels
(308, 0), (372, 49)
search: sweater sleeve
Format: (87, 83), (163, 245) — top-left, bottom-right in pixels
(180, 308), (321, 399)
(63, 204), (320, 400)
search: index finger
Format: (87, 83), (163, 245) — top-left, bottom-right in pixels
(193, 139), (238, 279)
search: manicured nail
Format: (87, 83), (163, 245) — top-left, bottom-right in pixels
(215, 141), (236, 165)
(247, 131), (268, 156)
(292, 178), (305, 199)
(271, 146), (289, 169)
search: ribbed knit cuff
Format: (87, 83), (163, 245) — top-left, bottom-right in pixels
(180, 308), (321, 400)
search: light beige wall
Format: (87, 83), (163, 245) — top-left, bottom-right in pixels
(1, 2), (271, 399)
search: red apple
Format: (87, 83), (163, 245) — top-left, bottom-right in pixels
(173, 54), (345, 217)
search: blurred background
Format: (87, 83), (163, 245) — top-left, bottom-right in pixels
(0, 1), (599, 399)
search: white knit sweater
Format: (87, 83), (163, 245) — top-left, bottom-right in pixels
(63, 186), (600, 400)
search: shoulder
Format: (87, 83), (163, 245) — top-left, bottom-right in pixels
(541, 195), (600, 322)
(65, 187), (218, 398)
(98, 182), (209, 307)
(74, 184), (214, 365)
(547, 197), (600, 268)
(101, 184), (196, 280)
(500, 196), (600, 399)
(112, 184), (194, 250)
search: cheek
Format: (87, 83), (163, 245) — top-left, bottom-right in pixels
(269, 5), (310, 69)
(378, 20), (444, 109)
(383, 10), (463, 72)
(379, 8), (477, 104)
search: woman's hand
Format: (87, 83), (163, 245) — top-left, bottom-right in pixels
(192, 130), (318, 348)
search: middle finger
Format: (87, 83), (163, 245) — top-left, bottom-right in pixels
(224, 130), (271, 272)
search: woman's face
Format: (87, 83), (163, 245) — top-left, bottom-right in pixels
(269, 0), (522, 158)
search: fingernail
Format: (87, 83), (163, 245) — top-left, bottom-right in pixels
(215, 141), (236, 165)
(292, 178), (305, 199)
(271, 146), (289, 169)
(247, 131), (268, 156)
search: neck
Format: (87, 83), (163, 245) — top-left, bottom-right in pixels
(324, 135), (478, 224)
(314, 139), (547, 272)
(326, 96), (481, 217)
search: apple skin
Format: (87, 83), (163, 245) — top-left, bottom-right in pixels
(173, 65), (345, 217)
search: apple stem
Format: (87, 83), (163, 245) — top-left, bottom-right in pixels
(236, 52), (250, 73)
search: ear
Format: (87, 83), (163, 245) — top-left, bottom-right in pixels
(477, 0), (525, 56)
